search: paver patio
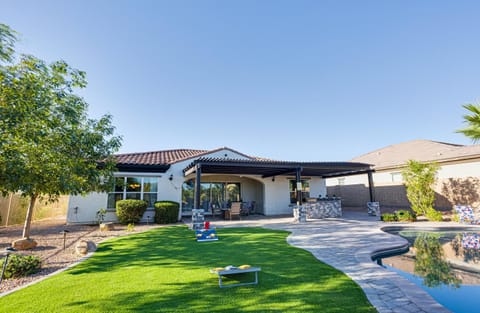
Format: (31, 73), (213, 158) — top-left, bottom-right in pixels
(207, 211), (480, 313)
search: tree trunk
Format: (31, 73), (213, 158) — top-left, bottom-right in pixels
(22, 193), (37, 239)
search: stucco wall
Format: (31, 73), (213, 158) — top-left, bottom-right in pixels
(67, 148), (330, 223)
(262, 178), (290, 215)
(310, 177), (327, 199)
(67, 148), (261, 223)
(68, 192), (109, 224)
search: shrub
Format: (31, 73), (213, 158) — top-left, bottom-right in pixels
(154, 201), (180, 224)
(451, 213), (460, 223)
(116, 200), (148, 224)
(425, 208), (443, 221)
(395, 210), (416, 222)
(0, 254), (41, 279)
(126, 223), (135, 232)
(402, 160), (439, 220)
(381, 213), (397, 222)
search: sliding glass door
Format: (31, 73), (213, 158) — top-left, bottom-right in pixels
(182, 180), (241, 213)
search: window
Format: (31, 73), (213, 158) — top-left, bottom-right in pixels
(108, 176), (158, 208)
(182, 181), (241, 211)
(289, 180), (310, 204)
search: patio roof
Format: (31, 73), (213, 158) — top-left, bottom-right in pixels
(183, 158), (373, 178)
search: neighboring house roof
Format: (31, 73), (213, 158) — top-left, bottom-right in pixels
(351, 139), (480, 170)
(114, 147), (258, 172)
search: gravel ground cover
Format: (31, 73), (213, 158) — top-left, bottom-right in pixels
(0, 218), (162, 294)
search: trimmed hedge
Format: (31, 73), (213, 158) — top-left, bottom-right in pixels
(381, 210), (417, 222)
(116, 199), (148, 224)
(0, 254), (41, 279)
(381, 213), (397, 222)
(154, 201), (179, 224)
(395, 210), (416, 222)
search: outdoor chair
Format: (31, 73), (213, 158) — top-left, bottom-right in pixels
(210, 204), (222, 218)
(225, 202), (241, 220)
(454, 205), (479, 224)
(249, 201), (256, 214)
(240, 201), (254, 216)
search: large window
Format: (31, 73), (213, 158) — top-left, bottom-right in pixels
(289, 179), (310, 204)
(108, 176), (158, 208)
(182, 181), (241, 211)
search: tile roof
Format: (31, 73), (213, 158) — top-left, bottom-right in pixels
(114, 147), (258, 166)
(115, 149), (210, 165)
(351, 139), (480, 170)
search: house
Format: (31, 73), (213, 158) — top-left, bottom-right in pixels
(67, 147), (373, 224)
(326, 139), (480, 211)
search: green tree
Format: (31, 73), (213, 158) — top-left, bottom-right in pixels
(457, 104), (480, 141)
(402, 160), (441, 221)
(0, 24), (122, 245)
(0, 24), (17, 62)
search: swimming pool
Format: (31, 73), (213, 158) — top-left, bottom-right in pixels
(377, 227), (480, 313)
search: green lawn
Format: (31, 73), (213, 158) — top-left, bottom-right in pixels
(0, 226), (377, 313)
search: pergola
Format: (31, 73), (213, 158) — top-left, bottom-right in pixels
(183, 158), (375, 210)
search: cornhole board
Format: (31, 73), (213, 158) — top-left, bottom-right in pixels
(210, 267), (261, 288)
(195, 229), (218, 242)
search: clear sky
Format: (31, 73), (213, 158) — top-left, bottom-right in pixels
(1, 0), (479, 161)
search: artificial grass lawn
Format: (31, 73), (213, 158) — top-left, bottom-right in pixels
(0, 226), (377, 313)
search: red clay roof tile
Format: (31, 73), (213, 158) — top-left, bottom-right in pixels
(114, 147), (260, 166)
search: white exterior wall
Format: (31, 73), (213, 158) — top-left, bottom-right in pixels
(67, 148), (255, 224)
(326, 173), (368, 186)
(68, 192), (110, 224)
(437, 161), (480, 178)
(262, 177), (291, 215)
(67, 148), (330, 222)
(309, 177), (327, 198)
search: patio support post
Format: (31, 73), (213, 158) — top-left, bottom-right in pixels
(367, 171), (375, 202)
(194, 164), (202, 210)
(296, 167), (302, 205)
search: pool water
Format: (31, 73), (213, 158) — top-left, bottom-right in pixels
(379, 228), (480, 313)
(384, 265), (480, 313)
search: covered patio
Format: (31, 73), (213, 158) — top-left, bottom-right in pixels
(183, 158), (375, 216)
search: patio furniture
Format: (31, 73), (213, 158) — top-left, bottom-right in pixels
(210, 266), (261, 288)
(240, 201), (255, 216)
(225, 202), (241, 220)
(454, 205), (479, 224)
(210, 204), (222, 218)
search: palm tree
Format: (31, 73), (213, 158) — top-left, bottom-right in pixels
(457, 104), (480, 141)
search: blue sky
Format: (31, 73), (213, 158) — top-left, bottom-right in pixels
(1, 0), (479, 161)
